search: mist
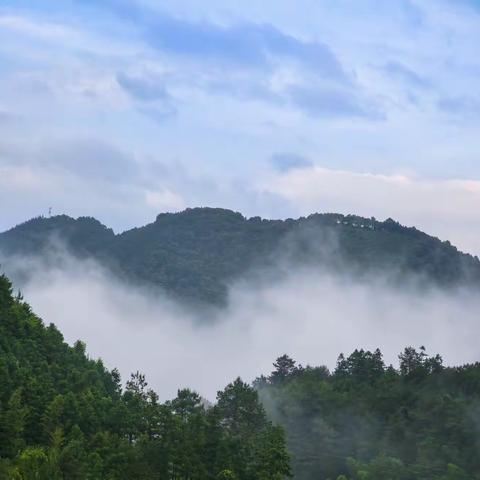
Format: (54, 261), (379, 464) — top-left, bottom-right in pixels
(2, 251), (480, 402)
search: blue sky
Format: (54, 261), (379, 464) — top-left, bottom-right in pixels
(1, 0), (480, 253)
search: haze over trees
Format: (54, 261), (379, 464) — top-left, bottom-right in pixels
(1, 208), (479, 306)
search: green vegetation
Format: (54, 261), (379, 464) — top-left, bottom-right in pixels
(0, 273), (290, 479)
(1, 208), (479, 306)
(256, 351), (480, 479)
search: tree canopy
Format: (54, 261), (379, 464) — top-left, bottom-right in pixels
(256, 351), (480, 480)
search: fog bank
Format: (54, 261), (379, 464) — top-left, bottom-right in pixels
(3, 254), (480, 401)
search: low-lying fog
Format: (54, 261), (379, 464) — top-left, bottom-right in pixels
(2, 253), (479, 401)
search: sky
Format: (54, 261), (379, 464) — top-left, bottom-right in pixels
(1, 0), (480, 254)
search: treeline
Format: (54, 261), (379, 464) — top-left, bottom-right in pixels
(0, 274), (290, 479)
(256, 350), (480, 479)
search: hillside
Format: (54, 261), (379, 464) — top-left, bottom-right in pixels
(0, 272), (290, 479)
(1, 208), (479, 305)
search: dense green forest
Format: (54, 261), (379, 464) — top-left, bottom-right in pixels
(0, 273), (290, 479)
(1, 208), (479, 306)
(2, 268), (480, 479)
(256, 352), (480, 479)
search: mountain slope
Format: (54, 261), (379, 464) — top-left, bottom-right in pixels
(0, 273), (291, 479)
(0, 215), (115, 257)
(1, 208), (479, 305)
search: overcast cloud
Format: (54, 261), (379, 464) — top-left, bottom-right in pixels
(5, 253), (478, 401)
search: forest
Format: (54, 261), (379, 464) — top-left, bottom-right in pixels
(0, 273), (289, 479)
(1, 270), (480, 479)
(256, 352), (480, 479)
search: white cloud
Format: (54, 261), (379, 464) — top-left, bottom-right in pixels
(145, 188), (186, 211)
(5, 253), (479, 401)
(262, 166), (480, 255)
(0, 165), (53, 191)
(0, 14), (78, 40)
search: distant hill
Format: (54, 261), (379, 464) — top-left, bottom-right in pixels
(1, 207), (479, 305)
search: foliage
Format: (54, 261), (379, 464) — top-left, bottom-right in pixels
(256, 351), (480, 480)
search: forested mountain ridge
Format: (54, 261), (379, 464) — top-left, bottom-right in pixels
(1, 208), (479, 305)
(0, 272), (290, 479)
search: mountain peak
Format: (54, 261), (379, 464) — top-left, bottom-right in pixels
(1, 209), (479, 305)
(0, 214), (114, 256)
(155, 207), (245, 223)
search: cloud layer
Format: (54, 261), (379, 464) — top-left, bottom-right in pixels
(4, 252), (479, 401)
(262, 165), (480, 254)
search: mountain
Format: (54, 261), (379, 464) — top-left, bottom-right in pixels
(0, 272), (290, 478)
(0, 215), (115, 257)
(1, 208), (479, 305)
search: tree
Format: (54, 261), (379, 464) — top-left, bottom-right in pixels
(334, 349), (385, 382)
(168, 389), (208, 480)
(0, 389), (27, 458)
(269, 355), (299, 385)
(58, 426), (89, 479)
(399, 346), (443, 378)
(255, 425), (291, 480)
(213, 378), (290, 480)
(215, 378), (268, 437)
(17, 447), (50, 480)
(441, 463), (470, 480)
(347, 455), (408, 480)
